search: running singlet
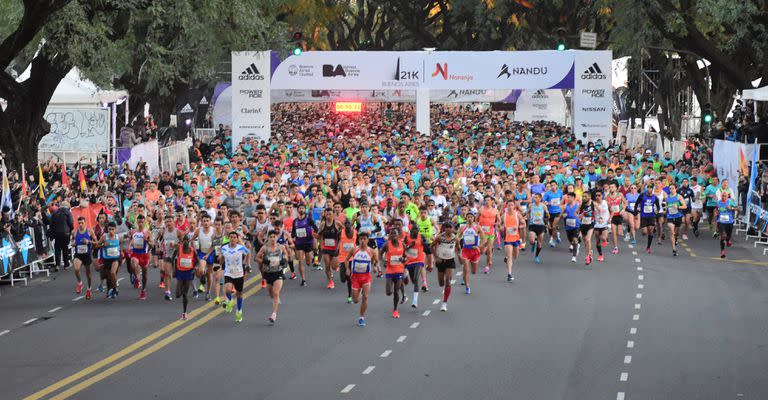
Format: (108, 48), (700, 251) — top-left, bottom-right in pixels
(197, 227), (214, 252)
(415, 217), (435, 242)
(478, 208), (497, 236)
(385, 241), (405, 274)
(350, 248), (373, 274)
(405, 235), (425, 265)
(543, 190), (563, 214)
(564, 203), (581, 230)
(625, 192), (640, 213)
(320, 222), (340, 250)
(292, 217), (314, 245)
(358, 214), (375, 235)
(103, 237), (120, 260)
(436, 235), (456, 260)
(595, 201), (610, 228)
(530, 204), (545, 226)
(74, 230), (91, 255)
(666, 195), (683, 219)
(176, 247), (195, 271)
(338, 230), (357, 260)
(162, 229), (179, 258)
(222, 244), (249, 278)
(263, 247), (283, 273)
(462, 226), (480, 249)
(515, 191), (529, 214)
(580, 203), (594, 226)
(503, 212), (520, 242)
(638, 194), (658, 218)
(131, 231), (148, 254)
(607, 195), (623, 216)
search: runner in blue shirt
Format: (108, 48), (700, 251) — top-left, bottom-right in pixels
(634, 184), (660, 254)
(542, 183), (564, 247)
(665, 185), (686, 257)
(714, 191), (736, 259)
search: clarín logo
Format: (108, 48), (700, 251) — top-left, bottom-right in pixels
(581, 63), (607, 79)
(239, 63), (264, 80)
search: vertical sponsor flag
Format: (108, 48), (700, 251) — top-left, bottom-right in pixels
(1, 160), (11, 214)
(38, 162), (46, 199)
(79, 167), (87, 192)
(748, 139), (759, 200)
(21, 164), (27, 198)
(61, 163), (70, 187)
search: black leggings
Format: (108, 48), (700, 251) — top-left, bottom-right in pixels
(175, 280), (192, 313)
(719, 224), (733, 250)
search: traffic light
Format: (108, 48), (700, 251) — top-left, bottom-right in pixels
(556, 40), (566, 51)
(702, 103), (713, 124)
(292, 32), (303, 56)
(556, 27), (567, 51)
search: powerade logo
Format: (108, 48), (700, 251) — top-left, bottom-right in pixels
(239, 63), (264, 80)
(581, 89), (606, 98)
(239, 89), (263, 99)
(581, 63), (607, 80)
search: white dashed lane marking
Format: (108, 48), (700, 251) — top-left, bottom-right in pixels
(340, 384), (355, 393)
(380, 350), (392, 358)
(72, 296), (84, 302)
(633, 314), (640, 321)
(636, 293), (642, 299)
(617, 392), (626, 400)
(638, 284), (644, 289)
(635, 258), (641, 263)
(432, 299), (440, 305)
(0, 329), (9, 336)
(362, 366), (375, 375)
(422, 310), (431, 316)
(634, 303), (641, 309)
(630, 327), (637, 334)
(619, 372), (629, 382)
(638, 275), (644, 280)
(23, 318), (37, 325)
(409, 322), (420, 329)
(627, 340), (635, 348)
(396, 335), (407, 343)
(624, 355), (632, 364)
(48, 306), (62, 313)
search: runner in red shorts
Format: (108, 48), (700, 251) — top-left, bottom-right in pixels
(458, 212), (485, 295)
(344, 232), (379, 327)
(129, 215), (153, 300)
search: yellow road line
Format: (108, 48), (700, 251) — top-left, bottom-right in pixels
(24, 275), (261, 400)
(707, 258), (768, 266)
(50, 281), (265, 399)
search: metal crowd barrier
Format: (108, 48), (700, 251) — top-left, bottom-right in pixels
(0, 228), (54, 294)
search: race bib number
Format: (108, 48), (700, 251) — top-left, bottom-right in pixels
(76, 244), (88, 254)
(323, 238), (336, 247)
(551, 198), (561, 206)
(342, 243), (354, 252)
(520, 205), (528, 213)
(628, 202), (635, 210)
(405, 248), (418, 259)
(437, 243), (454, 259)
(106, 247), (119, 257)
(506, 227), (518, 237)
(296, 228), (307, 238)
(481, 226), (491, 234)
(643, 205), (654, 214)
(611, 205), (621, 213)
(360, 227), (372, 234)
(179, 258), (192, 268)
(352, 260), (370, 273)
(668, 205), (678, 215)
(565, 218), (577, 227)
(463, 233), (478, 246)
(532, 212), (544, 225)
(268, 256), (280, 267)
(582, 217), (593, 225)
(719, 213), (731, 223)
(390, 255), (403, 265)
(133, 238), (144, 248)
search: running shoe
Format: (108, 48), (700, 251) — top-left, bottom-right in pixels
(712, 231), (718, 238)
(106, 288), (114, 299)
(97, 284), (104, 293)
(269, 313), (276, 324)
(392, 310), (400, 319)
(139, 289), (147, 300)
(585, 255), (591, 266)
(483, 266), (490, 274)
(347, 296), (353, 304)
(205, 293), (211, 301)
(549, 239), (555, 248)
(159, 281), (165, 289)
(624, 234), (630, 242)
(110, 290), (118, 299)
(164, 291), (173, 301)
(612, 247), (619, 255)
(571, 256), (577, 263)
(290, 272), (297, 280)
(411, 301), (418, 309)
(602, 241), (608, 247)
(507, 274), (514, 282)
(534, 256), (542, 264)
(721, 250), (726, 259)
(597, 255), (604, 262)
(129, 273), (135, 286)
(181, 313), (188, 321)
(300, 280), (307, 287)
(693, 227), (700, 237)
(556, 232), (561, 243)
(214, 296), (221, 305)
(327, 281), (335, 289)
(727, 240), (732, 247)
(682, 234), (688, 240)
(225, 300), (234, 313)
(440, 302), (448, 312)
(421, 283), (428, 292)
(401, 295), (407, 305)
(76, 282), (83, 294)
(85, 288), (92, 300)
(358, 317), (366, 326)
(261, 279), (267, 288)
(465, 287), (471, 295)
(673, 249), (678, 257)
(646, 247), (652, 254)
(133, 276), (139, 289)
(235, 310), (243, 323)
(631, 238), (637, 245)
(198, 283), (205, 292)
(193, 291), (200, 299)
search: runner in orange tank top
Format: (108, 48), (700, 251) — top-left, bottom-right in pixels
(381, 225), (406, 319)
(501, 201), (523, 282)
(478, 196), (500, 273)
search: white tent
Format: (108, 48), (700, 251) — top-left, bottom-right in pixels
(1, 67), (127, 108)
(742, 85), (768, 101)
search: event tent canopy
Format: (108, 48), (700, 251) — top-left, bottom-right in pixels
(742, 85), (768, 101)
(1, 67), (127, 108)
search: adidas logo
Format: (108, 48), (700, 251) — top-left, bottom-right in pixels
(581, 62), (606, 79)
(180, 103), (193, 113)
(238, 63), (265, 80)
(531, 89), (548, 98)
(199, 96), (208, 105)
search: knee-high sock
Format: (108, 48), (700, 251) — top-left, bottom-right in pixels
(443, 284), (451, 302)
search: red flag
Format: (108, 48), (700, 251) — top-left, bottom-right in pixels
(78, 167), (87, 192)
(21, 164), (27, 197)
(98, 167), (104, 182)
(61, 163), (70, 187)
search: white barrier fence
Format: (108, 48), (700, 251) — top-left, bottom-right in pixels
(194, 128), (215, 144)
(160, 138), (192, 172)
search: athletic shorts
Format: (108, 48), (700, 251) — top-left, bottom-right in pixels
(405, 262), (424, 271)
(719, 223), (734, 236)
(461, 248), (481, 263)
(197, 251), (215, 265)
(131, 252), (150, 268)
(594, 227), (609, 234)
(351, 273), (372, 290)
(321, 248), (339, 257)
(504, 240), (520, 247)
(667, 217), (682, 227)
(367, 239), (379, 249)
(375, 238), (386, 249)
(640, 217), (656, 228)
(705, 206), (715, 216)
(386, 273), (404, 281)
(212, 264), (222, 272)
(224, 276), (244, 292)
(566, 229), (580, 241)
(263, 271), (285, 285)
(175, 268), (195, 281)
(436, 259), (456, 271)
(529, 224), (546, 235)
(682, 207), (691, 215)
(626, 209), (639, 216)
(74, 254), (92, 265)
(295, 243), (313, 253)
(611, 215), (624, 225)
(422, 241), (432, 255)
(549, 212), (561, 222)
(580, 224), (594, 235)
(163, 257), (174, 264)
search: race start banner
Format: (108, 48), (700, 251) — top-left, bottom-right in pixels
(231, 51), (271, 147)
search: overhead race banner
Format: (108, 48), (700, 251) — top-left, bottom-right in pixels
(271, 51), (425, 90)
(39, 108), (110, 152)
(424, 51), (574, 90)
(231, 51), (271, 147)
(270, 89), (515, 103)
(572, 50), (613, 144)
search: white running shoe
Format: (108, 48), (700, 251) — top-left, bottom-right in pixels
(440, 302), (448, 312)
(571, 256), (577, 263)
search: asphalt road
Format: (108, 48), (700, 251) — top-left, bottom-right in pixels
(2, 231), (768, 400)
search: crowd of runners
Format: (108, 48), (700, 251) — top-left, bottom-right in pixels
(28, 104), (740, 326)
